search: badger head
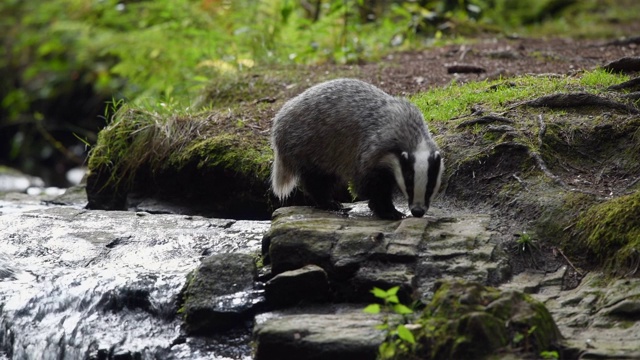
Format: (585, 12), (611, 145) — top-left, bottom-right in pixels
(391, 140), (443, 217)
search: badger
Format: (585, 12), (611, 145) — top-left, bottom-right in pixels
(270, 78), (443, 220)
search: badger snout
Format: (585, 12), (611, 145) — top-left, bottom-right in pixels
(410, 206), (426, 218)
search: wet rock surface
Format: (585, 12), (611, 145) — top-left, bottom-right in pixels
(0, 192), (269, 359)
(181, 253), (263, 334)
(3, 189), (640, 359)
(504, 270), (640, 359)
(262, 204), (510, 303)
(253, 306), (384, 360)
(265, 264), (330, 308)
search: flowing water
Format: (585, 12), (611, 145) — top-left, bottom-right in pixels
(0, 194), (269, 359)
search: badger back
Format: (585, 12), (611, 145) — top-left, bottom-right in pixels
(271, 79), (395, 178)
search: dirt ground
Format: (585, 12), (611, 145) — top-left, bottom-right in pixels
(356, 36), (640, 96)
(225, 35), (639, 128)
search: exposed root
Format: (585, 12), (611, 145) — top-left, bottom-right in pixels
(608, 76), (640, 91)
(602, 57), (640, 73)
(513, 92), (639, 114)
(493, 142), (568, 189)
(627, 176), (640, 190)
(622, 92), (640, 101)
(604, 36), (640, 47)
(456, 114), (514, 129)
(446, 64), (486, 74)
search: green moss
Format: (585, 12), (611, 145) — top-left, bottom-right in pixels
(575, 190), (640, 275)
(171, 134), (271, 179)
(398, 281), (560, 360)
(411, 70), (628, 122)
(87, 102), (271, 194)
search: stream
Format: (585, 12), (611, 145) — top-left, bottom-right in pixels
(0, 190), (270, 360)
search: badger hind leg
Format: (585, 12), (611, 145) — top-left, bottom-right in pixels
(299, 170), (343, 211)
(358, 169), (404, 220)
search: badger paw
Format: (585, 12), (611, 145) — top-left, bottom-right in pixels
(368, 201), (404, 220)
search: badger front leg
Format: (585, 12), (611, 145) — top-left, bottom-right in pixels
(357, 169), (404, 220)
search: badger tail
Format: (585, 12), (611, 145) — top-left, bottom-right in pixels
(271, 148), (298, 200)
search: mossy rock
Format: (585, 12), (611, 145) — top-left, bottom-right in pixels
(86, 106), (276, 219)
(397, 280), (562, 360)
(572, 190), (640, 275)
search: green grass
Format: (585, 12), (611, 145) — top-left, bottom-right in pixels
(411, 69), (629, 122)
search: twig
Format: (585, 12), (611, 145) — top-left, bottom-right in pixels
(511, 174), (525, 186)
(555, 247), (583, 277)
(628, 176), (640, 189)
(562, 222), (576, 232)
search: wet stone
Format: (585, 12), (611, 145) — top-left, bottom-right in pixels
(253, 309), (384, 360)
(264, 206), (506, 303)
(181, 253), (263, 334)
(265, 264), (330, 307)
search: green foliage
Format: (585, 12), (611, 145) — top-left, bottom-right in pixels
(516, 231), (538, 253)
(3, 0), (637, 118)
(540, 350), (560, 359)
(364, 286), (416, 359)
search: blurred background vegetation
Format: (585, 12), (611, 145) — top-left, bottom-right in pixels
(0, 0), (637, 186)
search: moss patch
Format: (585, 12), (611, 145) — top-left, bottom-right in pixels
(574, 191), (640, 275)
(86, 103), (275, 218)
(394, 280), (562, 360)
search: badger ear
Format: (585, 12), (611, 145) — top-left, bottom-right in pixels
(401, 151), (409, 160)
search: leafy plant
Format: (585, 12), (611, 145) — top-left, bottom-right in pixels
(363, 286), (416, 359)
(516, 231), (537, 253)
(540, 350), (560, 359)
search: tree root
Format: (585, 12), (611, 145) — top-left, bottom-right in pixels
(604, 36), (640, 47)
(492, 141), (568, 188)
(513, 92), (639, 114)
(446, 64), (486, 74)
(608, 76), (640, 91)
(602, 56), (640, 73)
(456, 114), (514, 129)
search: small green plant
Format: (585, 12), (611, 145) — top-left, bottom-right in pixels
(540, 350), (560, 359)
(363, 286), (416, 359)
(516, 231), (537, 253)
(512, 325), (538, 352)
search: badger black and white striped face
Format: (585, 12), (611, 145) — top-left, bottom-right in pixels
(391, 140), (443, 218)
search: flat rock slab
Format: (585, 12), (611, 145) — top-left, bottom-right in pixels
(263, 205), (510, 302)
(254, 308), (384, 360)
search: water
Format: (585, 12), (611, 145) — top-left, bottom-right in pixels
(0, 194), (270, 359)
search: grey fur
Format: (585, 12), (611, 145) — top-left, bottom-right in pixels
(270, 78), (443, 219)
